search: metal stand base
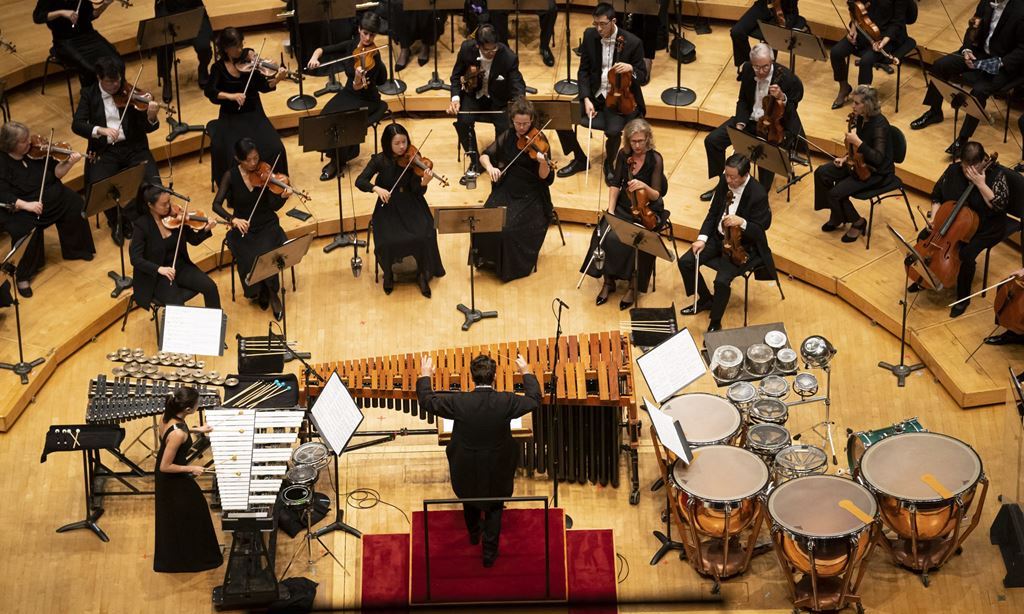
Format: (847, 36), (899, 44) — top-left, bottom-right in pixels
(878, 360), (925, 387)
(314, 518), (362, 539)
(287, 94), (317, 111)
(650, 529), (685, 565)
(315, 80), (343, 97)
(56, 507), (108, 542)
(415, 73), (450, 94)
(457, 303), (497, 331)
(661, 86), (697, 107)
(554, 79), (579, 97)
(108, 271), (133, 298)
(379, 79), (407, 96)
(0, 356), (45, 385)
(165, 117), (204, 142)
(322, 233), (366, 253)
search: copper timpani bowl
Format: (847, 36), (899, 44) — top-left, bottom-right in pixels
(671, 445), (769, 538)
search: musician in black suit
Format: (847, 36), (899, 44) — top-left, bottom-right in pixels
(678, 154), (776, 333)
(129, 185), (220, 309)
(417, 353), (541, 568)
(155, 0), (214, 102)
(33, 0), (119, 87)
(700, 43), (803, 201)
(617, 0), (668, 76)
(910, 0), (1024, 156)
(72, 57), (162, 245)
(447, 24), (526, 183)
(829, 0), (907, 109)
(555, 2), (648, 183)
(730, 0), (804, 67)
(464, 0), (558, 66)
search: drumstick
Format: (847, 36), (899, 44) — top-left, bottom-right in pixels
(223, 381), (261, 405)
(920, 473), (953, 499)
(838, 499), (874, 524)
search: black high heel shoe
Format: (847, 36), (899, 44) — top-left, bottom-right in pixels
(595, 280), (615, 306)
(418, 275), (431, 298)
(619, 288), (635, 311)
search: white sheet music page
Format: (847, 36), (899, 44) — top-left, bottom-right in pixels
(310, 371), (364, 456)
(160, 306), (224, 356)
(636, 328), (706, 404)
(644, 397), (693, 465)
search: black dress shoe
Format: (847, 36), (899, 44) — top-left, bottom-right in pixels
(832, 84), (852, 110)
(540, 46), (555, 67)
(821, 221), (843, 232)
(985, 330), (1024, 345)
(16, 283), (32, 298)
(258, 293), (270, 311)
(556, 156), (587, 178)
(945, 138), (963, 157)
(681, 300), (712, 316)
(595, 281), (615, 306)
(483, 553), (497, 568)
(699, 188), (715, 202)
(907, 282), (922, 293)
(910, 109), (943, 130)
(395, 49), (410, 72)
(418, 276), (431, 298)
(418, 47), (430, 66)
(841, 218), (867, 243)
(320, 160), (338, 182)
(619, 291), (635, 311)
(950, 302), (968, 318)
(707, 320), (722, 333)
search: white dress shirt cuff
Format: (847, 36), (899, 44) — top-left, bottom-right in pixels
(697, 234), (708, 243)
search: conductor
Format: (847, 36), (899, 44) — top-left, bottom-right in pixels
(416, 353), (542, 567)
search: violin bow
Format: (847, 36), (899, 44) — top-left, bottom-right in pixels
(36, 128), (55, 219)
(585, 115), (593, 188)
(168, 199), (192, 284)
(72, 0), (83, 29)
(314, 45), (387, 71)
(240, 38), (268, 109)
(387, 130), (434, 198)
(109, 66), (144, 147)
(245, 152), (282, 232)
(949, 275), (1019, 307)
(498, 118), (554, 178)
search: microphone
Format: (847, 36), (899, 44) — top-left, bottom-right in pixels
(555, 298), (570, 310)
(147, 183), (191, 202)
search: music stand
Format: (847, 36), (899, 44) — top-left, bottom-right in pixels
(435, 207), (506, 331)
(137, 8), (206, 142)
(644, 398), (692, 563)
(662, 0), (696, 106)
(0, 231), (44, 384)
(727, 126), (791, 180)
(308, 370), (364, 540)
(554, 1), (578, 96)
(881, 224), (930, 386)
(759, 21), (828, 76)
(85, 163), (146, 298)
(295, 0), (357, 101)
(298, 109), (368, 274)
(410, 0), (462, 94)
(930, 77), (993, 151)
(489, 0), (550, 94)
(247, 233), (315, 342)
(602, 211), (674, 310)
(533, 100), (579, 173)
(378, 0), (407, 96)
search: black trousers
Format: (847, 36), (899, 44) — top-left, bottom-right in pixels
(455, 95), (510, 159)
(1020, 114), (1024, 159)
(954, 226), (1004, 300)
(830, 32), (896, 86)
(922, 53), (1017, 141)
(704, 118), (777, 189)
(154, 6), (213, 85)
(730, 4), (771, 67)
(4, 188), (95, 281)
(813, 163), (887, 224)
(52, 34), (119, 88)
(462, 502), (503, 559)
(151, 262), (221, 308)
(555, 95), (638, 163)
(466, 6), (557, 49)
(677, 236), (754, 323)
(86, 143), (160, 228)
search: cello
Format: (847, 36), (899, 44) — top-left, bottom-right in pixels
(907, 153), (998, 291)
(994, 275), (1024, 334)
(847, 0), (900, 66)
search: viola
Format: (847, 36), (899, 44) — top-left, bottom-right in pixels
(247, 161), (312, 202)
(236, 49), (300, 83)
(515, 128), (559, 171)
(994, 275), (1024, 334)
(112, 86), (175, 115)
(461, 64), (484, 95)
(605, 36), (637, 116)
(396, 145), (450, 188)
(26, 135), (94, 163)
(908, 153), (997, 291)
(721, 190), (749, 267)
(964, 15), (983, 47)
(353, 41), (379, 89)
(847, 0), (900, 65)
(162, 204), (221, 231)
(845, 112), (871, 181)
(756, 87), (786, 145)
(625, 156), (657, 231)
(768, 0), (786, 27)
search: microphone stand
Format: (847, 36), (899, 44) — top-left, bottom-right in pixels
(549, 299), (572, 528)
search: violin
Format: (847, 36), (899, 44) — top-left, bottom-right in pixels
(246, 161), (311, 202)
(92, 0), (133, 8)
(908, 153), (997, 291)
(847, 0), (900, 65)
(396, 145), (449, 188)
(515, 128), (559, 171)
(236, 49), (300, 83)
(768, 0), (786, 27)
(606, 35), (637, 116)
(994, 275), (1024, 334)
(461, 64), (484, 95)
(162, 204), (221, 231)
(26, 135), (94, 163)
(845, 112), (871, 181)
(353, 42), (379, 89)
(756, 87), (786, 145)
(964, 15), (983, 48)
(113, 86), (175, 115)
(625, 156), (657, 231)
(721, 190), (749, 267)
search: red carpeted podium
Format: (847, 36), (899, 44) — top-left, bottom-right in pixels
(360, 508), (617, 609)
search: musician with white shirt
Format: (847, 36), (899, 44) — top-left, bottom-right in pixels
(678, 154), (776, 333)
(72, 56), (162, 245)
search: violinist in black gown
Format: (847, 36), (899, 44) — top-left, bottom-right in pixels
(829, 0), (908, 109)
(392, 0), (446, 71)
(0, 121), (95, 298)
(474, 98), (554, 282)
(306, 12), (388, 182)
(813, 85), (894, 243)
(211, 138), (289, 319)
(355, 123), (445, 297)
(730, 0), (804, 68)
(580, 118), (666, 310)
(909, 141), (1010, 319)
(33, 0), (119, 87)
(205, 27), (289, 186)
(154, 386), (223, 573)
(129, 185), (220, 309)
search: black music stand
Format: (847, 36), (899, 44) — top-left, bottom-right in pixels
(137, 8), (206, 142)
(0, 232), (45, 384)
(85, 163), (147, 298)
(645, 401), (693, 564)
(411, 0), (461, 94)
(489, 0), (549, 94)
(662, 0), (696, 106)
(930, 77), (992, 153)
(247, 233), (315, 343)
(436, 207), (506, 330)
(299, 109), (368, 274)
(601, 212), (674, 310)
(533, 99), (579, 194)
(727, 126), (791, 180)
(759, 21), (828, 76)
(554, 0), (578, 96)
(882, 224), (930, 386)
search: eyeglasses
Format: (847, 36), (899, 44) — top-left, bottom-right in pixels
(592, 20), (611, 27)
(513, 121), (533, 128)
(751, 63), (772, 72)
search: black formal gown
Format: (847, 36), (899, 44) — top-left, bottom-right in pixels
(317, 39), (389, 164)
(472, 130), (554, 282)
(33, 0), (118, 87)
(204, 62), (288, 185)
(154, 420), (223, 573)
(580, 149), (666, 292)
(355, 154), (445, 284)
(212, 166), (287, 300)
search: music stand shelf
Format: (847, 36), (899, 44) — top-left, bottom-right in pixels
(85, 163), (147, 298)
(435, 207), (506, 331)
(0, 231), (45, 384)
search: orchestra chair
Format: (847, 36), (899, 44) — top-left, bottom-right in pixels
(741, 264), (785, 326)
(853, 125), (917, 250)
(981, 170), (1024, 296)
(40, 50), (76, 114)
(120, 291), (198, 343)
(0, 86), (10, 123)
(647, 210), (681, 292)
(849, 36), (923, 113)
(216, 236), (297, 302)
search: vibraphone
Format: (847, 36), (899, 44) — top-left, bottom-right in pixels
(303, 331), (641, 503)
(86, 375), (221, 424)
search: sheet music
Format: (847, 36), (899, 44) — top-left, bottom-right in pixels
(644, 397), (693, 464)
(636, 328), (706, 403)
(160, 306), (225, 356)
(310, 371), (364, 456)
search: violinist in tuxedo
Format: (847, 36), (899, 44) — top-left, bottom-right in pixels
(464, 0), (558, 66)
(829, 0), (908, 109)
(700, 43), (803, 201)
(555, 2), (648, 183)
(910, 0), (1024, 157)
(678, 154), (776, 333)
(731, 0), (805, 68)
(447, 24), (526, 184)
(72, 56), (162, 245)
